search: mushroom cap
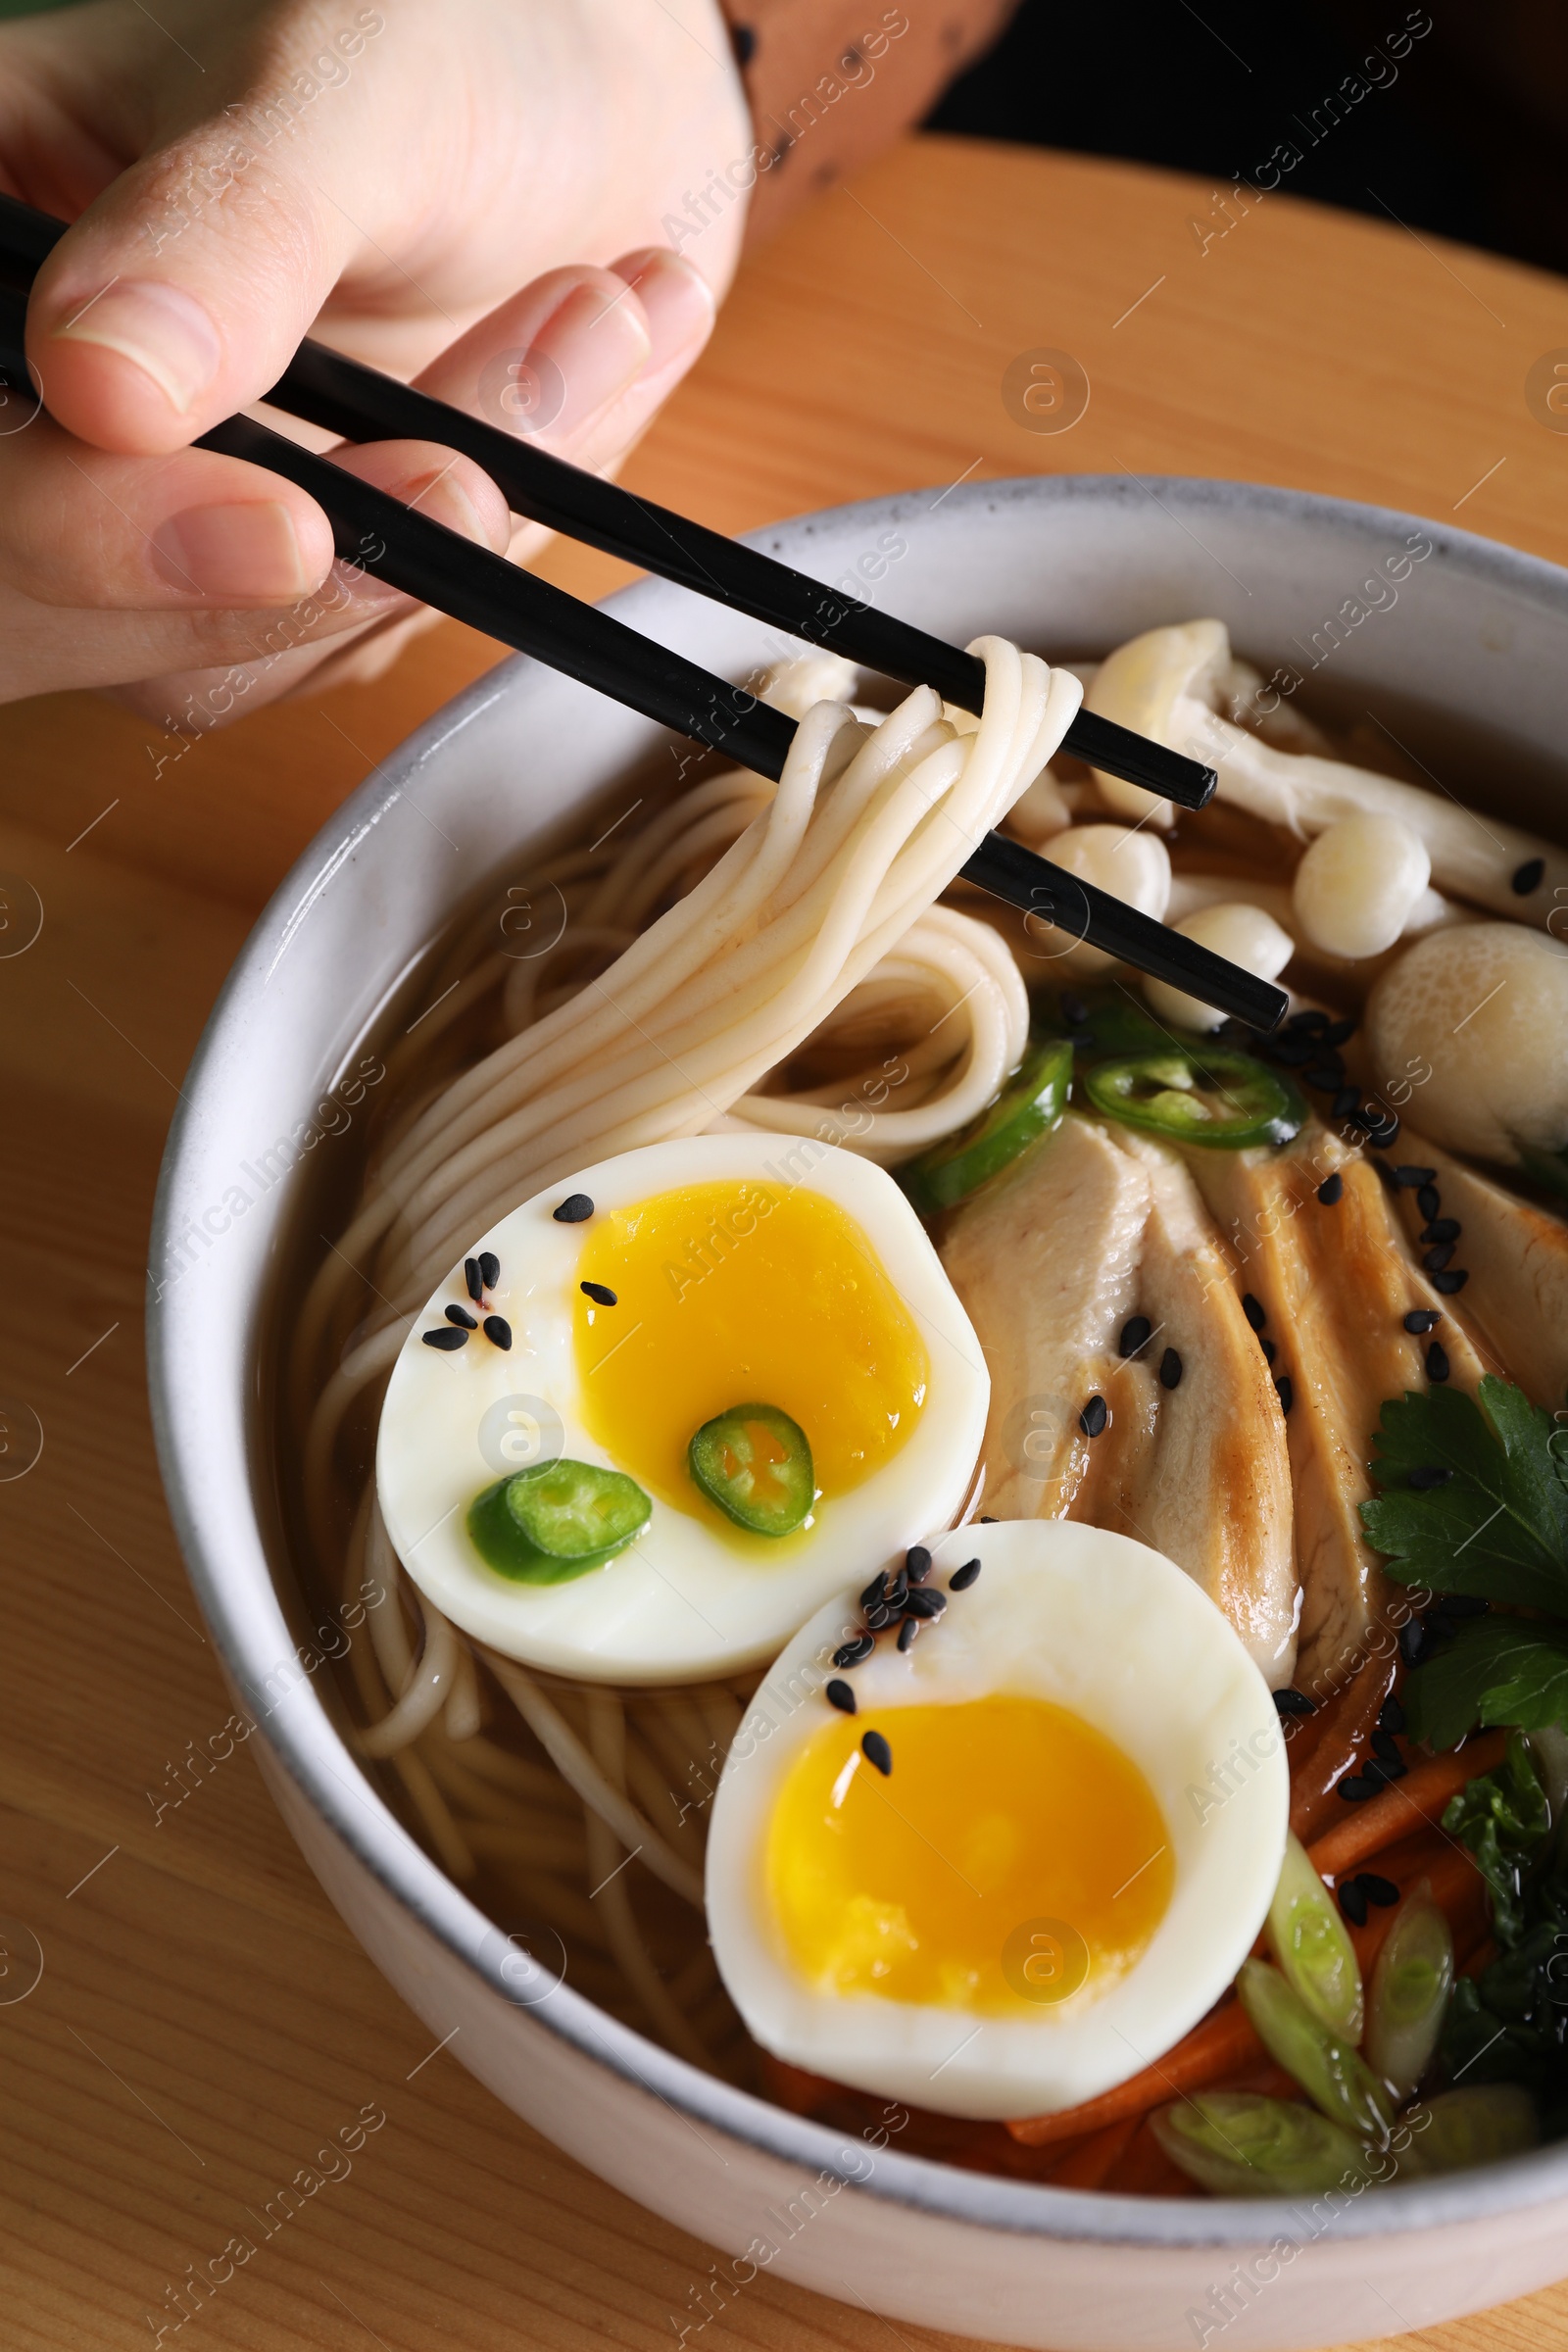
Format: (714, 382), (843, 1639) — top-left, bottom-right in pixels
(1366, 923), (1568, 1161)
(1084, 619), (1231, 826)
(1026, 822), (1173, 975)
(1292, 813), (1433, 960)
(1145, 903), (1295, 1035)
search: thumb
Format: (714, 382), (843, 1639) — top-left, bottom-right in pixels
(25, 104), (371, 456)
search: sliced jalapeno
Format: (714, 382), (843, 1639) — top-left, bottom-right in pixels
(467, 1457), (651, 1583)
(688, 1401), (813, 1537)
(1038, 985), (1184, 1063)
(1084, 1047), (1305, 1150)
(901, 1038), (1072, 1215)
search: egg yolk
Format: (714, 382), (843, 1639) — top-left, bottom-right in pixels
(573, 1179), (927, 1526)
(764, 1695), (1173, 2013)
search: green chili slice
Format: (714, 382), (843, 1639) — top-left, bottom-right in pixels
(901, 1038), (1072, 1214)
(467, 1458), (651, 1583)
(688, 1401), (813, 1537)
(1084, 1047), (1305, 1150)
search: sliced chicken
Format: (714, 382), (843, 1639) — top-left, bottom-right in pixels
(1099, 1130), (1298, 1684)
(939, 1114), (1149, 1520)
(1182, 1124), (1486, 1694)
(940, 1116), (1298, 1681)
(1389, 1128), (1568, 1411)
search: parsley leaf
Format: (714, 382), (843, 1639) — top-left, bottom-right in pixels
(1404, 1619), (1568, 1751)
(1361, 1376), (1568, 1611)
(1440, 1730), (1551, 1943)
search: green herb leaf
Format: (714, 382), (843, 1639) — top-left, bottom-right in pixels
(1360, 1376), (1568, 1611)
(1404, 1619), (1568, 1751)
(1439, 1732), (1550, 1944)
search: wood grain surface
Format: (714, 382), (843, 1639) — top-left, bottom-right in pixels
(3, 134), (1567, 2352)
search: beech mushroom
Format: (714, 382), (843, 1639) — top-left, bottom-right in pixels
(1145, 903), (1295, 1035)
(1366, 924), (1568, 1167)
(1025, 822), (1172, 974)
(1085, 620), (1567, 924)
(1292, 814), (1433, 958)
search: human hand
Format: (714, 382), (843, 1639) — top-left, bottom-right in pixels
(0, 0), (749, 718)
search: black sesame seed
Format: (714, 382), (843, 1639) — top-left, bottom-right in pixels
(979, 1515), (998, 1523)
(478, 1250), (500, 1289)
(881, 1571), (910, 1615)
(1512, 857), (1546, 896)
(1399, 1618), (1428, 1667)
(1425, 1613), (1457, 1644)
(1432, 1269), (1469, 1295)
(1338, 1775), (1379, 1803)
(862, 1600), (896, 1633)
(862, 1731), (893, 1775)
(1270, 1035), (1314, 1066)
(1286, 1007), (1330, 1034)
(949, 1557), (982, 1592)
(1378, 1694), (1406, 1736)
(554, 1194), (595, 1223)
(860, 1571), (889, 1610)
(1080, 1394), (1109, 1438)
(1408, 1465), (1453, 1490)
(904, 1587), (947, 1621)
(465, 1256), (484, 1302)
(1371, 1727), (1404, 1766)
(1159, 1348), (1184, 1390)
(1394, 1165), (1436, 1189)
(1322, 1017), (1357, 1048)
(445, 1303), (478, 1329)
(1317, 1171), (1345, 1205)
(1119, 1314), (1153, 1358)
(1304, 1056), (1347, 1091)
(483, 1315), (513, 1350)
(1275, 1375), (1294, 1416)
(1423, 1242), (1455, 1274)
(825, 1679), (858, 1715)
(1338, 1878), (1369, 1927)
(1332, 1086), (1360, 1120)
(1242, 1292), (1267, 1331)
(1416, 1184), (1441, 1221)
(1069, 1027), (1099, 1051)
(1426, 1340), (1451, 1382)
(422, 1326), (468, 1350)
(1403, 1308), (1442, 1334)
(1422, 1217), (1460, 1245)
(1060, 993), (1089, 1025)
(1363, 1755), (1408, 1788)
(906, 1544), (933, 1585)
(1361, 1872), (1399, 1907)
(833, 1636), (874, 1669)
(896, 1615), (919, 1652)
(1260, 1336), (1278, 1365)
(1445, 1592), (1491, 1618)
(1273, 1688), (1317, 1717)
(580, 1281), (618, 1306)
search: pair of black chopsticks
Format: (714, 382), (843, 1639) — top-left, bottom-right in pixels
(0, 193), (1285, 1030)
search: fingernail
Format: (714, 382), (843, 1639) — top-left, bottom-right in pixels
(152, 502), (313, 600)
(612, 250), (715, 368)
(51, 279), (220, 416)
(529, 280), (651, 437)
(403, 465), (497, 547)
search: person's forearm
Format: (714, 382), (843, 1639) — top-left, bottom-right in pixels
(716, 0), (1020, 237)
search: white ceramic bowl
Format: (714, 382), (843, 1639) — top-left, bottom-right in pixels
(149, 476), (1568, 2352)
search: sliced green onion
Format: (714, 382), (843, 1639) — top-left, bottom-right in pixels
(1151, 2092), (1379, 2197)
(1393, 2084), (1538, 2179)
(1365, 1896), (1453, 2103)
(1268, 1831), (1364, 2043)
(1084, 1048), (1305, 1150)
(467, 1459), (651, 1583)
(901, 1039), (1072, 1215)
(1237, 1960), (1395, 2143)
(688, 1401), (813, 1537)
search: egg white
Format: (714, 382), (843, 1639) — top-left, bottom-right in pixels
(374, 1135), (989, 1685)
(706, 1519), (1288, 2119)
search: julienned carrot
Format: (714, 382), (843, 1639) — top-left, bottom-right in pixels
(1288, 1648), (1399, 1843)
(1306, 1730), (1509, 1881)
(1047, 2114), (1141, 2189)
(1102, 2112), (1192, 2197)
(1005, 2000), (1260, 2146)
(1343, 1838), (1490, 1978)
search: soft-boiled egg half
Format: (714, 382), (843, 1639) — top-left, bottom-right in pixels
(706, 1519), (1287, 2119)
(375, 1135), (989, 1684)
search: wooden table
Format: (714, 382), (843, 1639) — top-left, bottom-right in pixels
(3, 135), (1567, 2352)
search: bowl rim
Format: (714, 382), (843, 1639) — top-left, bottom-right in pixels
(148, 471), (1568, 2251)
